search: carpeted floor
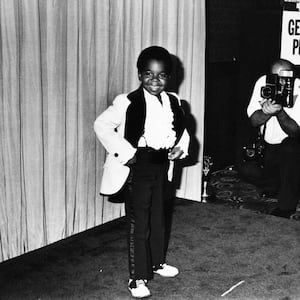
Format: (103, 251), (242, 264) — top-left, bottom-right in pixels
(1, 167), (300, 299)
(209, 165), (300, 220)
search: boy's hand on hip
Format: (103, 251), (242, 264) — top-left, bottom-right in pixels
(125, 155), (137, 166)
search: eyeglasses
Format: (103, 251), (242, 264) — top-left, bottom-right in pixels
(141, 71), (169, 80)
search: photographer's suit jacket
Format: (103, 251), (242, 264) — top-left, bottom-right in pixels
(94, 87), (188, 195)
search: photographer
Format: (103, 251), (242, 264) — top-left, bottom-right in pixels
(247, 58), (300, 218)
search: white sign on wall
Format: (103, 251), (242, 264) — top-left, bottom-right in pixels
(281, 10), (300, 64)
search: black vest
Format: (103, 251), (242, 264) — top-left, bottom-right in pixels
(124, 87), (185, 148)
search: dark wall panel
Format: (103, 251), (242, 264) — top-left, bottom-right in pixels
(205, 2), (283, 170)
(206, 0), (281, 63)
(235, 10), (282, 150)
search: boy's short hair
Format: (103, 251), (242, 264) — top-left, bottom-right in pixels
(137, 46), (173, 74)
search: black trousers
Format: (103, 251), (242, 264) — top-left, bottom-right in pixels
(263, 137), (300, 212)
(124, 148), (169, 280)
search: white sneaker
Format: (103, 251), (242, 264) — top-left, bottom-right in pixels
(128, 279), (151, 298)
(153, 263), (179, 277)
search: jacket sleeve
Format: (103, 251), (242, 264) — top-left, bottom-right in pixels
(94, 94), (137, 164)
(169, 92), (190, 158)
(175, 129), (190, 159)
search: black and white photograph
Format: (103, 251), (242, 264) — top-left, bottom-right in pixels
(1, 0), (300, 299)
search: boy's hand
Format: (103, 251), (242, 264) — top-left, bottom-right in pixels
(125, 155), (137, 166)
(168, 147), (183, 160)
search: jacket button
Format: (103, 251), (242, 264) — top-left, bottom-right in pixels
(114, 153), (119, 157)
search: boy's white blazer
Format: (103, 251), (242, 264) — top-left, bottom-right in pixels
(94, 94), (135, 195)
(94, 91), (189, 195)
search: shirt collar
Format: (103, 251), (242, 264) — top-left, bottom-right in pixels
(143, 88), (166, 99)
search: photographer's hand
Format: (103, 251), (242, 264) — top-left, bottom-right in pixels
(262, 99), (282, 115)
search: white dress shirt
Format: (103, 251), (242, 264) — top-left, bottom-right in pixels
(138, 89), (177, 150)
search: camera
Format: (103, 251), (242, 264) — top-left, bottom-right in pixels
(242, 137), (265, 164)
(260, 70), (294, 107)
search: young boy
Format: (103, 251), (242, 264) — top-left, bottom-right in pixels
(94, 46), (190, 298)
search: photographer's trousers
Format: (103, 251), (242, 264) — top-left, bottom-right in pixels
(124, 148), (169, 280)
(263, 137), (300, 212)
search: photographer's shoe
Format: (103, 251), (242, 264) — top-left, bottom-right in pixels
(128, 279), (151, 298)
(270, 207), (294, 219)
(153, 263), (179, 277)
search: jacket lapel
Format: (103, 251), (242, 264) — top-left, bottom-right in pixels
(125, 86), (146, 147)
(167, 93), (186, 144)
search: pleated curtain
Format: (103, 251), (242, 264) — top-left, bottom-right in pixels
(0, 0), (205, 262)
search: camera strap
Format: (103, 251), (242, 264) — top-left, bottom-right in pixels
(259, 124), (266, 140)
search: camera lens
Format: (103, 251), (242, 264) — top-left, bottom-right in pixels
(261, 86), (272, 99)
(246, 149), (256, 158)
